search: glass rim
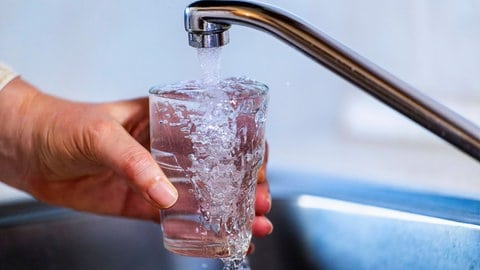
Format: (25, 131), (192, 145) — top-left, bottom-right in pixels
(148, 77), (269, 96)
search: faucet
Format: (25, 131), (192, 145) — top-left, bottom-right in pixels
(184, 0), (480, 162)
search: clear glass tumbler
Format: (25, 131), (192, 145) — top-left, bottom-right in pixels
(149, 77), (269, 259)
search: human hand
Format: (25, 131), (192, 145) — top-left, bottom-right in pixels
(0, 78), (177, 221)
(0, 77), (273, 238)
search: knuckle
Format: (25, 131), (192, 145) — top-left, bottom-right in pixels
(83, 118), (118, 160)
(89, 118), (116, 139)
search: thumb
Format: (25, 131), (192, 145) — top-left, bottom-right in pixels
(97, 123), (178, 208)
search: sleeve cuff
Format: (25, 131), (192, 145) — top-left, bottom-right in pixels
(0, 62), (19, 91)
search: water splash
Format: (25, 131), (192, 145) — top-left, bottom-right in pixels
(221, 257), (251, 270)
(193, 48), (262, 270)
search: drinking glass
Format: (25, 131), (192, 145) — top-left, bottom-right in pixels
(149, 77), (268, 258)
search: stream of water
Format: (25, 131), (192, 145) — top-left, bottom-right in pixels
(196, 47), (252, 270)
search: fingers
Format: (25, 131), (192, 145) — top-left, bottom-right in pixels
(99, 99), (178, 209)
(96, 122), (178, 209)
(103, 98), (149, 129)
(256, 141), (271, 216)
(253, 181), (273, 238)
(257, 142), (269, 184)
(252, 141), (273, 242)
(255, 181), (271, 215)
(252, 215), (273, 238)
(253, 140), (273, 239)
(102, 98), (151, 148)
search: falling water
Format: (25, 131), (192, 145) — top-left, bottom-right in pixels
(197, 47), (222, 86)
(195, 47), (253, 270)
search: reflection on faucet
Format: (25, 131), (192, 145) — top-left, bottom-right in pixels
(184, 0), (480, 162)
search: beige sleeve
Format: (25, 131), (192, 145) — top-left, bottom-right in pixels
(0, 62), (19, 91)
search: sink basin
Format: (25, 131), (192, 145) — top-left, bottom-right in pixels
(1, 169), (479, 269)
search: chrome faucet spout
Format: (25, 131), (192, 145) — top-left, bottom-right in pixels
(184, 0), (480, 162)
(184, 5), (230, 48)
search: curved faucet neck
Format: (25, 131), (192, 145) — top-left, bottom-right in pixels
(184, 0), (480, 162)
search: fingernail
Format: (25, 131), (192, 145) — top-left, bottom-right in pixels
(147, 180), (178, 208)
(258, 168), (266, 183)
(265, 218), (274, 235)
(265, 193), (272, 213)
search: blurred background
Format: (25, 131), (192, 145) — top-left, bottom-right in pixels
(1, 0), (480, 202)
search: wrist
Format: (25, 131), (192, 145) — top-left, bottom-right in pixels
(0, 78), (42, 189)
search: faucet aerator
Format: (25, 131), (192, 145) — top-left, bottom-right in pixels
(188, 31), (229, 48)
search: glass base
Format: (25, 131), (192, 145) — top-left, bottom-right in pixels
(164, 238), (230, 258)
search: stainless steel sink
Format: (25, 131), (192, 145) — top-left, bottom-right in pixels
(1, 169), (479, 269)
